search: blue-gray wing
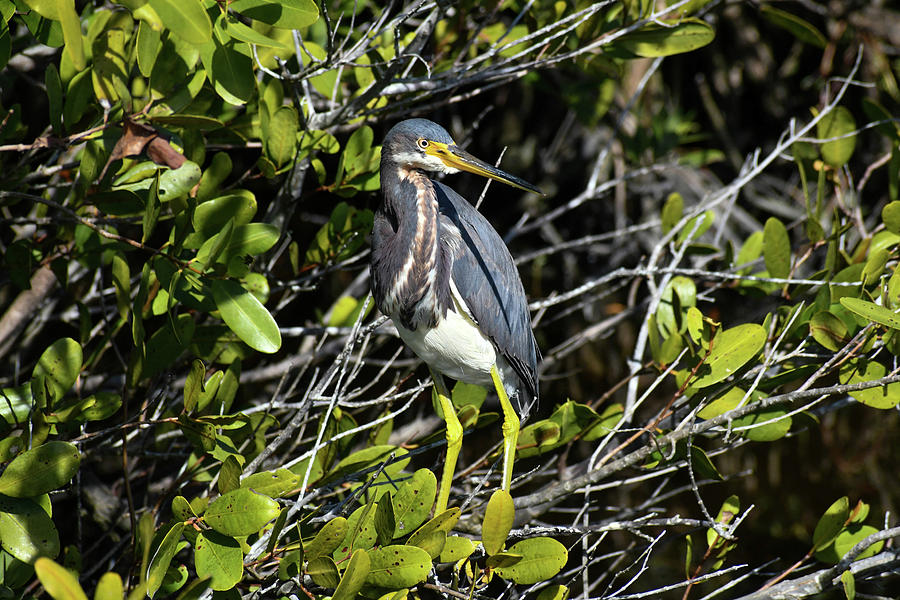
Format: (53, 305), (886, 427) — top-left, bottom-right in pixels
(434, 181), (539, 418)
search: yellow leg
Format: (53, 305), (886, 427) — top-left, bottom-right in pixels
(431, 370), (462, 514)
(490, 365), (519, 492)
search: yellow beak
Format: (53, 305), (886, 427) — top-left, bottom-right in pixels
(425, 142), (543, 195)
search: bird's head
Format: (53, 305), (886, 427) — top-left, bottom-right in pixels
(383, 118), (543, 195)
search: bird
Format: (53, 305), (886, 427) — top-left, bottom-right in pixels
(370, 118), (542, 512)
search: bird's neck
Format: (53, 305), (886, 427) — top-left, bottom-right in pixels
(375, 163), (448, 330)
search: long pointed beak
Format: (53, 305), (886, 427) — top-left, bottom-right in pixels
(428, 143), (544, 195)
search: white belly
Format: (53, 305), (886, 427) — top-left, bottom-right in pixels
(396, 306), (497, 387)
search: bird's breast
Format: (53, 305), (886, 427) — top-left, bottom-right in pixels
(395, 300), (497, 388)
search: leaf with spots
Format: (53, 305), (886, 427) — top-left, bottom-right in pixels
(0, 495), (60, 563)
(0, 441), (80, 498)
(203, 488), (279, 537)
(305, 517), (347, 561)
(194, 531), (242, 591)
(333, 503), (377, 562)
(365, 545), (430, 588)
(390, 469), (436, 539)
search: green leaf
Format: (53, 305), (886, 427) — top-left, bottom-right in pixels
(451, 380), (488, 410)
(93, 572), (123, 600)
(332, 548), (369, 600)
(494, 537), (568, 584)
(841, 569), (856, 600)
(815, 524), (883, 564)
(147, 523), (185, 599)
(482, 490), (514, 556)
(0, 441), (80, 498)
(760, 4), (826, 48)
(307, 556), (339, 588)
(203, 488), (280, 536)
(763, 217), (791, 280)
(218, 455), (242, 495)
(375, 492), (396, 546)
(202, 38), (255, 105)
(264, 106), (299, 166)
(147, 0), (212, 44)
(817, 106), (857, 168)
(689, 445), (722, 481)
(33, 338), (82, 403)
(221, 224), (281, 261)
(813, 497), (849, 551)
(365, 545), (430, 588)
(809, 311), (848, 351)
(171, 496), (196, 521)
(136, 20), (162, 78)
(184, 359), (205, 413)
(194, 531), (242, 591)
(733, 407), (791, 442)
(34, 557), (88, 600)
(158, 161), (201, 203)
(221, 14), (289, 50)
(407, 508), (459, 559)
(838, 358), (900, 409)
(839, 297), (900, 330)
(230, 0), (319, 29)
(439, 535), (476, 563)
(305, 517), (348, 561)
(536, 584), (570, 600)
(211, 279), (282, 354)
(391, 469), (437, 539)
(691, 323), (766, 389)
(661, 192), (683, 235)
(882, 201), (900, 235)
(240, 468), (300, 498)
(333, 505), (376, 563)
(189, 191), (258, 248)
(0, 495), (60, 563)
(616, 18), (714, 58)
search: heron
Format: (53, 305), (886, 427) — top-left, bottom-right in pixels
(370, 118), (542, 513)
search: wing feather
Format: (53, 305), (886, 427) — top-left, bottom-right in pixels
(434, 181), (539, 417)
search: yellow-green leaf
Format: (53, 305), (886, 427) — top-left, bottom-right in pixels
(482, 490), (514, 556)
(0, 441), (80, 498)
(494, 537), (568, 585)
(839, 297), (900, 330)
(211, 279), (282, 353)
(194, 531), (242, 591)
(616, 18), (714, 57)
(148, 0), (211, 44)
(813, 496), (849, 551)
(691, 324), (766, 389)
(203, 488), (280, 536)
(333, 549), (369, 600)
(365, 545), (429, 588)
(147, 523), (184, 599)
(839, 358), (900, 409)
(817, 105), (857, 168)
(763, 217), (791, 279)
(760, 4), (826, 48)
(305, 517), (348, 561)
(35, 557), (88, 600)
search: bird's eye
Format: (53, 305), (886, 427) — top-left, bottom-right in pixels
(417, 139), (429, 149)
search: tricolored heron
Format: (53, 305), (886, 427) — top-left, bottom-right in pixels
(371, 119), (541, 512)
